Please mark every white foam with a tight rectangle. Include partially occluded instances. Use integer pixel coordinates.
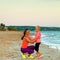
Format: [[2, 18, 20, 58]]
[[41, 40, 60, 50], [41, 35, 46, 37], [49, 45, 60, 50]]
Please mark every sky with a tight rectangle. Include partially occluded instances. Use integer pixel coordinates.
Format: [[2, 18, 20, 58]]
[[0, 0, 60, 27]]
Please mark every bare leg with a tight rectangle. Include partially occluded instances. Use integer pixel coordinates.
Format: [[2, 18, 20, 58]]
[[35, 51, 42, 57]]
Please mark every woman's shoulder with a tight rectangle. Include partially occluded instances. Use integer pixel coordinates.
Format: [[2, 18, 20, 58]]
[[22, 37, 26, 41]]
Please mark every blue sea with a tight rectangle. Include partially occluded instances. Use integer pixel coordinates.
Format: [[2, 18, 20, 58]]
[[31, 31, 60, 50], [7, 26, 60, 50]]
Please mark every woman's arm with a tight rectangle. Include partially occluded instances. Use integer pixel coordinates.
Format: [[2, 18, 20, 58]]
[[25, 38, 35, 43]]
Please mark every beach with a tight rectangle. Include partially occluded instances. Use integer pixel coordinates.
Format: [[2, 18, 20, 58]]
[[0, 31, 60, 60]]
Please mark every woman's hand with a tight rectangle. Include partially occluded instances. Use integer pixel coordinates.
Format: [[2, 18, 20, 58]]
[[25, 37, 35, 43]]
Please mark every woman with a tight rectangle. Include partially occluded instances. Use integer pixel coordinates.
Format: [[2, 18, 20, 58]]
[[21, 29, 35, 59]]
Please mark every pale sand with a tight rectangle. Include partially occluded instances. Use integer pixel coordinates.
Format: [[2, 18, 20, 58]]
[[0, 31, 60, 60]]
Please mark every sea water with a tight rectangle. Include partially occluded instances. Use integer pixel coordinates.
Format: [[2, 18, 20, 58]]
[[31, 31, 60, 50]]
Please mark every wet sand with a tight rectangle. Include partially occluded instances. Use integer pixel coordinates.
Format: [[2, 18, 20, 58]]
[[0, 31, 60, 60]]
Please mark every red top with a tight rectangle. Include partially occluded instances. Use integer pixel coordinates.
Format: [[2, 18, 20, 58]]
[[21, 38, 28, 48]]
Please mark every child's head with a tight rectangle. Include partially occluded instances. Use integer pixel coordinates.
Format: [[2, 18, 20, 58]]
[[21, 29, 30, 40], [36, 26, 40, 32]]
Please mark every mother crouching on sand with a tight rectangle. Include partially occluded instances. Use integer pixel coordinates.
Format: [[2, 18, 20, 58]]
[[21, 29, 35, 59]]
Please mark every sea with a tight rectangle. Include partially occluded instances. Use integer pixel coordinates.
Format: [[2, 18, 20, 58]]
[[31, 31, 60, 50], [7, 26, 60, 50]]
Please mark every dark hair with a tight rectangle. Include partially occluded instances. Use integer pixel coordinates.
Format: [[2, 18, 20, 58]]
[[21, 29, 29, 40]]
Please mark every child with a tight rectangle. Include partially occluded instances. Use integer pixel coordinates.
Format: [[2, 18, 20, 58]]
[[33, 26, 42, 57]]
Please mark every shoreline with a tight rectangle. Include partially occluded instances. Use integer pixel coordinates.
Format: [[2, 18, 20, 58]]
[[31, 31, 60, 51], [0, 31, 60, 60], [41, 43, 60, 51]]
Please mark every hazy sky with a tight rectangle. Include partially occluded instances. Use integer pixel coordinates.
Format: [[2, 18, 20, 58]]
[[0, 0, 60, 26]]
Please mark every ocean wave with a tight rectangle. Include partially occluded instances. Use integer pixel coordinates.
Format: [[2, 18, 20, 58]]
[[42, 40, 60, 50], [31, 31, 60, 50]]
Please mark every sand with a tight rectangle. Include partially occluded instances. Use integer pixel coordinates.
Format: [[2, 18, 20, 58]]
[[0, 31, 60, 60]]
